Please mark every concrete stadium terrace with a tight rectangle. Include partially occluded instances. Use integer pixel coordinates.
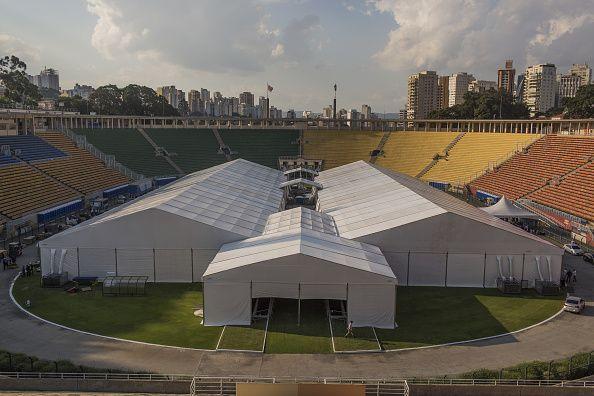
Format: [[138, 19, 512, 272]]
[[1, 111, 593, 134]]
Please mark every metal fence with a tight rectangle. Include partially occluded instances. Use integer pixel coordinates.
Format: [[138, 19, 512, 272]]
[[61, 128, 146, 181]]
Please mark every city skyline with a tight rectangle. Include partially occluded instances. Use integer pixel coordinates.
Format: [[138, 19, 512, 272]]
[[2, 0, 594, 111]]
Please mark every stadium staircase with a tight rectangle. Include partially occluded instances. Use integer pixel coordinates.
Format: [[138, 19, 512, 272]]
[[71, 128, 176, 177], [144, 129, 226, 173], [368, 131, 392, 164], [137, 128, 184, 174], [375, 131, 459, 177], [416, 132, 466, 178], [422, 132, 542, 185], [303, 130, 384, 169], [210, 129, 233, 161]]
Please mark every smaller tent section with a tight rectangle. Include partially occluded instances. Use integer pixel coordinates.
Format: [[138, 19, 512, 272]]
[[202, 227, 397, 328], [481, 196, 539, 219]]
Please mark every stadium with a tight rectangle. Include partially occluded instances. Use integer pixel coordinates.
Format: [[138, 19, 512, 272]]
[[2, 113, 594, 394]]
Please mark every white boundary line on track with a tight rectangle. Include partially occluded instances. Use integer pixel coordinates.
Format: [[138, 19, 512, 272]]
[[9, 273, 215, 353], [9, 273, 566, 355]]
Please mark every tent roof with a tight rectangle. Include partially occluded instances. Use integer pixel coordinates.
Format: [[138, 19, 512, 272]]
[[203, 227, 395, 281], [50, 159, 285, 239], [263, 207, 337, 236], [316, 161, 556, 248], [481, 196, 540, 218]]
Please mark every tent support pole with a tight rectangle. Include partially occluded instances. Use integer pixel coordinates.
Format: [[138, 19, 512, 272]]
[[297, 284, 301, 326]]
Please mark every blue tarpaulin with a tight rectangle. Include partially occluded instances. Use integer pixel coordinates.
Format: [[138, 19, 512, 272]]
[[103, 184, 131, 198], [37, 199, 83, 223], [154, 176, 178, 187], [476, 190, 501, 202]]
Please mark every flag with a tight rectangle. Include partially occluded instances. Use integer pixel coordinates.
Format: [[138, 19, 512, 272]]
[[267, 84, 273, 92]]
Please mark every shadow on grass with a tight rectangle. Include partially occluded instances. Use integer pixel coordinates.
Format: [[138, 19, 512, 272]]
[[377, 287, 563, 350], [11, 275, 222, 350], [265, 299, 332, 354]]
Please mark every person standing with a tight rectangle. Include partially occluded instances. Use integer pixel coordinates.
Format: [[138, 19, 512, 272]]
[[572, 269, 577, 283], [345, 320, 354, 338]]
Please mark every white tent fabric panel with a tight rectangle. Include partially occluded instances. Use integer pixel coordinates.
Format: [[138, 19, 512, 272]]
[[203, 282, 251, 326], [484, 254, 524, 287], [408, 253, 446, 286], [193, 249, 218, 282], [40, 248, 52, 276], [61, 248, 79, 279], [300, 284, 347, 300], [383, 252, 408, 286], [78, 248, 116, 278], [116, 249, 155, 281], [446, 254, 485, 287], [347, 284, 395, 329], [252, 282, 299, 299], [155, 249, 192, 282], [524, 255, 561, 287]]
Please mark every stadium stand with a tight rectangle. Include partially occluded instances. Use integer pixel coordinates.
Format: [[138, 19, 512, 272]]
[[0, 135, 66, 162], [527, 161, 594, 221], [423, 132, 541, 185], [34, 132, 130, 195], [144, 129, 226, 173], [0, 153, 19, 167], [302, 130, 383, 169], [375, 131, 459, 177], [72, 128, 176, 177], [472, 134, 594, 202], [0, 162, 79, 220], [219, 129, 300, 169]]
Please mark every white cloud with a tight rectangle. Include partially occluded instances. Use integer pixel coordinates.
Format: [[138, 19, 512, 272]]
[[0, 34, 40, 64], [85, 0, 282, 74], [271, 43, 285, 57], [371, 0, 594, 76]]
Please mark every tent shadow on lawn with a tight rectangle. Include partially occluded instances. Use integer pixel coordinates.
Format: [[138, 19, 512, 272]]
[[375, 287, 562, 350]]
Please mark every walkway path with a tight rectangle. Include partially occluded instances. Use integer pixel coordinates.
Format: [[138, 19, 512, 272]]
[[1, 247, 593, 378]]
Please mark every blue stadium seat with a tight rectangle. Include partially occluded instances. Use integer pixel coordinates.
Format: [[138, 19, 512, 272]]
[[0, 135, 66, 162]]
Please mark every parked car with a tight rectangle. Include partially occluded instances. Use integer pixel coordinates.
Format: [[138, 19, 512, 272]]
[[563, 242, 583, 256], [563, 296, 586, 314]]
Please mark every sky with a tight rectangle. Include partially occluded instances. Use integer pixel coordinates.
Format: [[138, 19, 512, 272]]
[[1, 0, 594, 113]]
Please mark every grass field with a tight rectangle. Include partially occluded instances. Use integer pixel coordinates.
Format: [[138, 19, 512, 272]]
[[12, 276, 222, 349], [331, 319, 380, 352], [218, 319, 267, 351], [12, 276, 563, 353]]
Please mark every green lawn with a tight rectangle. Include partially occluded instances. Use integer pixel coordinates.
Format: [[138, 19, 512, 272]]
[[218, 319, 267, 351], [12, 277, 563, 354], [376, 287, 563, 350], [12, 276, 222, 349], [331, 319, 380, 352], [265, 299, 332, 354]]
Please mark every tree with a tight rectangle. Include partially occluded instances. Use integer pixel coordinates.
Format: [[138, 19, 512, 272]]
[[57, 95, 92, 114], [564, 85, 594, 119], [89, 84, 123, 115], [122, 84, 178, 116], [428, 89, 529, 119], [0, 55, 40, 105]]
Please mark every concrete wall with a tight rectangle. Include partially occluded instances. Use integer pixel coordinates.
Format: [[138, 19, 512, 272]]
[[410, 384, 594, 396], [0, 378, 190, 394]]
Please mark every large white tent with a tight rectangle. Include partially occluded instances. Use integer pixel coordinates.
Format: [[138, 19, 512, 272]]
[[40, 158, 563, 328], [203, 208, 396, 328], [316, 161, 563, 288], [39, 159, 285, 281]]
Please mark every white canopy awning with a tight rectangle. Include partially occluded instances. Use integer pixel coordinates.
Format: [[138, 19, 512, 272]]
[[481, 196, 540, 219]]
